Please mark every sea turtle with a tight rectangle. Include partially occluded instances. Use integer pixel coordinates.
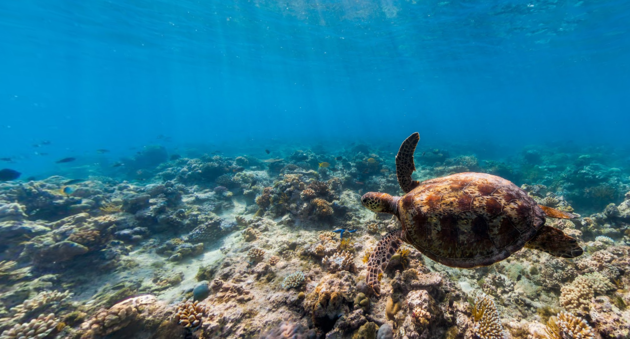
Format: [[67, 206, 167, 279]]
[[362, 132, 584, 296]]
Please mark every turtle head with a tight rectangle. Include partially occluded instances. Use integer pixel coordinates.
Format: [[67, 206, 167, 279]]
[[361, 192, 400, 216]]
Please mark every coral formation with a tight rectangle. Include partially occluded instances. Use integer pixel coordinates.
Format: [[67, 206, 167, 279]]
[[322, 251, 355, 272], [79, 295, 158, 338], [0, 313, 59, 339], [174, 300, 206, 328], [543, 311, 595, 339], [282, 271, 305, 289], [471, 294, 505, 339]]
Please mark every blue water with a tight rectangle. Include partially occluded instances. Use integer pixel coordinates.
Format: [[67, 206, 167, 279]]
[[1, 0, 630, 177]]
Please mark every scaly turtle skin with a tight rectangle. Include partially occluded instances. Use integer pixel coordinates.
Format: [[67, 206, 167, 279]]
[[362, 132, 583, 296]]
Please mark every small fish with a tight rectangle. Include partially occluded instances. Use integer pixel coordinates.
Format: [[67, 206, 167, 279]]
[[263, 158, 283, 163], [56, 157, 76, 163], [335, 156, 343, 161], [0, 168, 20, 181], [64, 179, 85, 185], [319, 162, 330, 168], [422, 151, 426, 157], [96, 149, 110, 154], [355, 181, 364, 185], [0, 157, 13, 162], [333, 228, 357, 240], [60, 186, 75, 195], [265, 149, 270, 154], [367, 158, 377, 164], [112, 162, 124, 168], [41, 140, 52, 145], [170, 154, 181, 161], [32, 143, 41, 148]]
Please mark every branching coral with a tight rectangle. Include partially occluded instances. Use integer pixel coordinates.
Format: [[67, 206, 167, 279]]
[[560, 272, 615, 315], [268, 256, 280, 266], [242, 227, 260, 242], [174, 300, 206, 328], [543, 311, 594, 339], [247, 248, 266, 263], [311, 198, 333, 217], [255, 187, 273, 210], [366, 222, 379, 234], [300, 188, 317, 200], [471, 294, 505, 339], [79, 295, 157, 339], [68, 228, 102, 247], [282, 272, 305, 289], [11, 290, 72, 320], [322, 251, 355, 273], [0, 313, 59, 339], [99, 200, 122, 214]]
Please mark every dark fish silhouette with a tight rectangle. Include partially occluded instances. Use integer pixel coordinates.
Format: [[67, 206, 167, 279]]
[[112, 162, 124, 168], [265, 149, 270, 154], [64, 179, 85, 185], [0, 157, 13, 162], [333, 228, 356, 240], [56, 157, 76, 163], [96, 149, 110, 154], [0, 168, 21, 181]]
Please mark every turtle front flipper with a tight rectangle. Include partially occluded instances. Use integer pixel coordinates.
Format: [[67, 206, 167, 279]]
[[366, 230, 404, 296], [396, 132, 420, 193], [524, 226, 583, 258]]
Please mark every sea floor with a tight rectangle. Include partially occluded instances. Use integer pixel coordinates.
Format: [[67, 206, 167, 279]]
[[0, 143, 629, 339]]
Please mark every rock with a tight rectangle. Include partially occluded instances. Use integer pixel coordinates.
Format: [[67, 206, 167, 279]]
[[0, 202, 27, 221], [0, 220, 49, 240], [35, 241, 88, 264], [193, 281, 210, 301], [376, 323, 393, 339]]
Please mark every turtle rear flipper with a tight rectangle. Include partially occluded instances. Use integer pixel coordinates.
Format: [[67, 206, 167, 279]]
[[524, 226, 583, 258], [366, 230, 404, 296], [539, 205, 576, 219], [396, 132, 420, 193]]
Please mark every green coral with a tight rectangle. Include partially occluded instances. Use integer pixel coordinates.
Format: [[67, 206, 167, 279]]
[[352, 322, 378, 339]]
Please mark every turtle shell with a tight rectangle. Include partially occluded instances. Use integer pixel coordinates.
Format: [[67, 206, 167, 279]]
[[398, 172, 545, 268]]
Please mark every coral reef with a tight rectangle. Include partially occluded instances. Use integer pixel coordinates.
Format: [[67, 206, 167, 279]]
[[0, 140, 629, 339]]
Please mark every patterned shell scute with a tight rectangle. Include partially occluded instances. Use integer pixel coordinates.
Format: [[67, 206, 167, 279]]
[[399, 172, 545, 268]]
